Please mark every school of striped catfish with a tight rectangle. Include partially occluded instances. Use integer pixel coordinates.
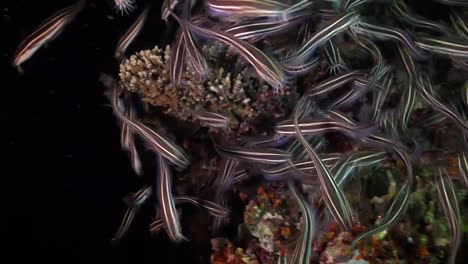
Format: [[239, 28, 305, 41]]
[[14, 0, 468, 263]]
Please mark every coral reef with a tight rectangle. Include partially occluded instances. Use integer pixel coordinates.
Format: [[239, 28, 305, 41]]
[[15, 0, 468, 263], [119, 46, 298, 136]]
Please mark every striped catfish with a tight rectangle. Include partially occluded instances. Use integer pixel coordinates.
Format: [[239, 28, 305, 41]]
[[323, 40, 348, 75], [225, 11, 311, 41], [416, 37, 468, 57], [171, 14, 208, 78], [191, 110, 230, 129], [242, 134, 290, 148], [119, 97, 143, 176], [156, 155, 185, 241], [434, 0, 468, 6], [112, 206, 139, 242], [104, 75, 191, 169], [262, 153, 341, 177], [114, 0, 135, 14], [306, 70, 364, 97], [13, 0, 85, 72], [450, 11, 468, 39], [435, 169, 461, 264], [329, 110, 408, 150], [112, 186, 152, 241], [458, 152, 468, 187], [215, 144, 291, 165], [351, 147, 413, 247], [170, 31, 186, 86], [215, 158, 240, 191], [397, 45, 417, 127], [287, 180, 316, 264], [293, 98, 354, 231], [175, 196, 230, 218], [290, 11, 360, 62], [371, 74, 393, 122], [161, 0, 180, 21], [276, 117, 374, 139], [206, 0, 312, 18], [416, 74, 468, 132], [351, 21, 423, 57], [392, 0, 447, 33], [344, 0, 369, 11], [115, 7, 149, 59], [332, 151, 388, 188], [181, 17, 286, 89]]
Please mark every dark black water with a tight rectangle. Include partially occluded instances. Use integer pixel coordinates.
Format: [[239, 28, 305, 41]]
[[3, 1, 202, 263]]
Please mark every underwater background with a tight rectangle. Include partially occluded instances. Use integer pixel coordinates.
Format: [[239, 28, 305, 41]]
[[3, 0, 468, 263]]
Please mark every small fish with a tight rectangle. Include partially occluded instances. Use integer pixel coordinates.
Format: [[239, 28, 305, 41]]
[[206, 0, 312, 18], [231, 168, 250, 183], [290, 11, 360, 62], [276, 117, 374, 139], [112, 206, 138, 242], [378, 110, 402, 139], [351, 21, 423, 57], [114, 0, 135, 14], [435, 168, 462, 264], [328, 76, 370, 109], [295, 138, 326, 160], [123, 186, 152, 207], [120, 97, 143, 175], [332, 151, 387, 188], [191, 109, 230, 129], [112, 186, 152, 242], [434, 0, 468, 6], [371, 74, 393, 121], [185, 19, 286, 89], [149, 216, 164, 234], [13, 0, 85, 72], [397, 45, 417, 127], [352, 182, 411, 247], [115, 7, 149, 59], [288, 180, 316, 264], [242, 134, 290, 148], [417, 74, 468, 132], [156, 155, 185, 241], [225, 11, 310, 41], [215, 144, 291, 165], [161, 0, 179, 21], [175, 196, 230, 218], [287, 136, 317, 158], [126, 140, 143, 175], [458, 152, 468, 187], [392, 0, 447, 33], [344, 0, 369, 11], [329, 110, 407, 150], [306, 70, 363, 97], [351, 147, 413, 248], [103, 75, 190, 169], [170, 32, 186, 85], [262, 154, 341, 177], [323, 40, 348, 75], [416, 37, 468, 57], [450, 11, 468, 39], [215, 158, 239, 191], [281, 56, 320, 75], [171, 14, 208, 78], [292, 98, 353, 231]]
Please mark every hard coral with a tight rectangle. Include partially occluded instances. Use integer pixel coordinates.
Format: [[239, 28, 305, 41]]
[[119, 46, 297, 136]]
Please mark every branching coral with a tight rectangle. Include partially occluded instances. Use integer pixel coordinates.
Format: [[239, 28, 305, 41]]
[[119, 46, 298, 135]]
